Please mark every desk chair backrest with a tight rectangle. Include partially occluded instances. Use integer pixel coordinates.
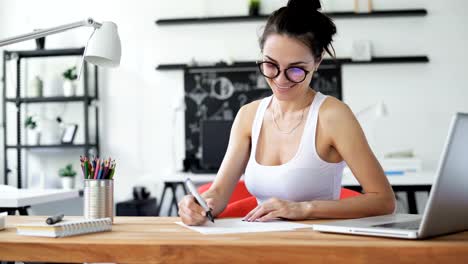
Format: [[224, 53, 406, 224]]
[[199, 181, 361, 218]]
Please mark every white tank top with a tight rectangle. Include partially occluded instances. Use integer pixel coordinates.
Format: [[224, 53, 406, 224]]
[[244, 92, 346, 204]]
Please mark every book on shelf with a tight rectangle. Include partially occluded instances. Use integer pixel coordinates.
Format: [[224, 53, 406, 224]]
[[380, 158, 422, 175], [343, 158, 423, 178]]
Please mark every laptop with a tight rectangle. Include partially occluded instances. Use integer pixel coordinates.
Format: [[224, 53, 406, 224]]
[[313, 113, 468, 239]]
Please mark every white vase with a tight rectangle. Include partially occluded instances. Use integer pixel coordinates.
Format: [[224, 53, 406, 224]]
[[62, 80, 77, 97], [29, 76, 44, 97], [61, 177, 75, 189], [27, 129, 41, 145]]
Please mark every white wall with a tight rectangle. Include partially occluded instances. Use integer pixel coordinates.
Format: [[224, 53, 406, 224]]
[[1, 0, 467, 213]]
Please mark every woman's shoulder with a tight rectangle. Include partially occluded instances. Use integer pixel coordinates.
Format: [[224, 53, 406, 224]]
[[319, 95, 356, 128], [234, 98, 266, 135], [239, 98, 264, 116]]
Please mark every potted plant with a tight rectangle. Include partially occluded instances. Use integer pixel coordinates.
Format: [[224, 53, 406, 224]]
[[59, 164, 77, 189], [24, 115, 41, 145], [62, 66, 78, 97], [248, 0, 261, 16]]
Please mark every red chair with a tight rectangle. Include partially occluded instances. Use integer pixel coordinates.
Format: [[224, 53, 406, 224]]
[[198, 181, 361, 218]]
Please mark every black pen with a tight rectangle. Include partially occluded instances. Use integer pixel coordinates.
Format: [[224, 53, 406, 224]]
[[46, 213, 64, 225], [185, 178, 215, 223]]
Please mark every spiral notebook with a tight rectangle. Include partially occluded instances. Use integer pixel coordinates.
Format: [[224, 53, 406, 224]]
[[16, 218, 112, 237]]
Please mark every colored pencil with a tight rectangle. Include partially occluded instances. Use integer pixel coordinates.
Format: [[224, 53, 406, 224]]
[[80, 156, 116, 180]]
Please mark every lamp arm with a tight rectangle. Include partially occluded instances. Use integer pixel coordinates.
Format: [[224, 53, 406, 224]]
[[355, 104, 375, 119], [0, 18, 102, 47]]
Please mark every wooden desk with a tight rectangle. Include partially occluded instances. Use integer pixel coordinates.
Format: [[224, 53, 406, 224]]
[[1, 216, 467, 263]]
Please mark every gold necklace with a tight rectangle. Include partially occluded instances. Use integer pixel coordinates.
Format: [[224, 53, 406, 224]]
[[272, 104, 306, 134]]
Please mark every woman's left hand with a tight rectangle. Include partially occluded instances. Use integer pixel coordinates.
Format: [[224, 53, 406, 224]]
[[243, 198, 309, 222]]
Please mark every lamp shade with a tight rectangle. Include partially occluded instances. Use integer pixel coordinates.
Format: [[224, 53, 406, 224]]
[[84, 21, 121, 67], [375, 101, 388, 117]]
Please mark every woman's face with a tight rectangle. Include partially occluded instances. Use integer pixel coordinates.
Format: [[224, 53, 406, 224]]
[[261, 34, 319, 101]]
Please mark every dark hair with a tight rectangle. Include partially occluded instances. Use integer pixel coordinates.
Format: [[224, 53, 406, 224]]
[[259, 0, 337, 60]]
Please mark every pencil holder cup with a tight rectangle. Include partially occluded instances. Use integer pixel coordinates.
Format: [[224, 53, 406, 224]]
[[84, 179, 114, 223]]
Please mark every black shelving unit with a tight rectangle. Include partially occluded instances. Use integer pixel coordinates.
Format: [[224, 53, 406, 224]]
[[2, 47, 100, 188], [155, 56, 429, 71], [156, 9, 427, 25]]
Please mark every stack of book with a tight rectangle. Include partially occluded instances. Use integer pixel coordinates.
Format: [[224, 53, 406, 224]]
[[343, 158, 422, 178], [380, 158, 422, 176]]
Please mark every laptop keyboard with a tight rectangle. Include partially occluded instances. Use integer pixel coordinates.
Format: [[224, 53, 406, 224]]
[[373, 220, 421, 230]]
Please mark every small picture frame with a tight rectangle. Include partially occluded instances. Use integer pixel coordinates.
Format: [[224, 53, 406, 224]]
[[61, 124, 78, 144]]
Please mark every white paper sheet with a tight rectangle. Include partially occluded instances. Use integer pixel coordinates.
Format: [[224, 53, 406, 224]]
[[175, 218, 312, 235]]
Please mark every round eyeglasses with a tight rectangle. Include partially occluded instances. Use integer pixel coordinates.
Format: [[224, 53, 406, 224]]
[[256, 61, 311, 83]]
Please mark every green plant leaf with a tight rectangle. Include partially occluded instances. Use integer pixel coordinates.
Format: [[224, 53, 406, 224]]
[[59, 164, 76, 177]]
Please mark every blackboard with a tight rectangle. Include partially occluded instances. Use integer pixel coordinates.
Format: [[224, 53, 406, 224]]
[[183, 62, 341, 171], [311, 62, 342, 99]]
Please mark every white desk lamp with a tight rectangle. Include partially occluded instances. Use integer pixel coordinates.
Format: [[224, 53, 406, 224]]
[[0, 18, 121, 67], [355, 101, 388, 123], [355, 101, 388, 159], [0, 18, 120, 188], [343, 101, 388, 179]]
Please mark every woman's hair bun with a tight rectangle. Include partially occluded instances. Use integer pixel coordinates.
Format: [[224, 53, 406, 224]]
[[287, 0, 321, 12], [259, 0, 336, 59]]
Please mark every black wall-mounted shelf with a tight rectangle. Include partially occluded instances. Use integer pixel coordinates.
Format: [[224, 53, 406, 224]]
[[4, 48, 85, 59], [337, 56, 429, 64], [156, 56, 429, 71], [156, 9, 427, 25], [6, 144, 98, 150], [5, 96, 97, 104]]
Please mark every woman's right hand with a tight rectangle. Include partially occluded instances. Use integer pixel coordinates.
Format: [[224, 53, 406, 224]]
[[178, 195, 215, 226]]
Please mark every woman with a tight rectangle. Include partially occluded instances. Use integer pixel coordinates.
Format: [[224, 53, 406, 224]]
[[179, 0, 395, 226]]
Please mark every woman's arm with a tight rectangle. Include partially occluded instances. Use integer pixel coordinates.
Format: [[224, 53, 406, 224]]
[[200, 104, 254, 216], [178, 102, 256, 225], [245, 98, 395, 222], [306, 98, 395, 218]]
